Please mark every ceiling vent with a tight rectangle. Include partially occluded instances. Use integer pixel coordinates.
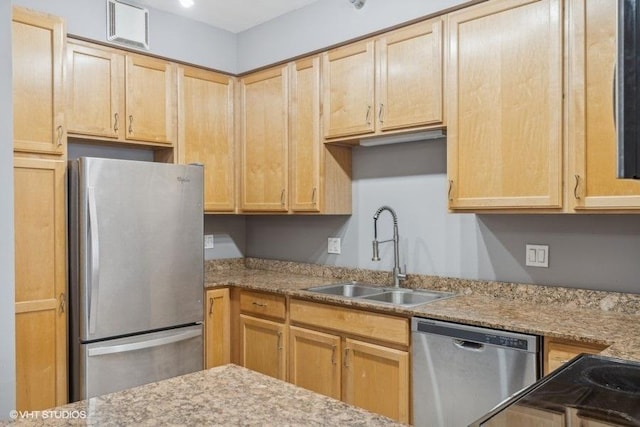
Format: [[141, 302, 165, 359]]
[[107, 0, 150, 50]]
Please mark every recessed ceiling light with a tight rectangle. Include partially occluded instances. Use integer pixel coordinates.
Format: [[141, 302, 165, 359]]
[[179, 0, 194, 8]]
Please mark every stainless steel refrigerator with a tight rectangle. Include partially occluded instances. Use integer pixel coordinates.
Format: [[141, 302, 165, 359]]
[[68, 157, 204, 402]]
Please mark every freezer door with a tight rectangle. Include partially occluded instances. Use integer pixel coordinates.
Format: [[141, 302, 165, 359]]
[[72, 157, 204, 341], [73, 324, 203, 401]]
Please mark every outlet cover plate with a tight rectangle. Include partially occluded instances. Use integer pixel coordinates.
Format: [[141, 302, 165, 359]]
[[328, 237, 341, 254], [204, 234, 214, 249]]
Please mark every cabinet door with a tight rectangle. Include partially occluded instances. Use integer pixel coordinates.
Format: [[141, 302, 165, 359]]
[[14, 158, 67, 410], [543, 337, 607, 375], [322, 40, 375, 139], [12, 7, 65, 155], [377, 19, 443, 131], [289, 326, 341, 400], [204, 288, 230, 369], [125, 54, 176, 144], [239, 314, 286, 380], [240, 66, 289, 212], [290, 57, 321, 212], [179, 66, 235, 212], [568, 0, 640, 209], [447, 0, 563, 209], [67, 42, 124, 139], [343, 338, 409, 423]]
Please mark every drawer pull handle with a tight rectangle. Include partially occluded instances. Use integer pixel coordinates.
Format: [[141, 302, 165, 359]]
[[252, 301, 267, 307]]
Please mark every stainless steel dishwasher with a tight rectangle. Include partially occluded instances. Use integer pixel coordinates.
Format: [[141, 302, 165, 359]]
[[412, 317, 540, 427]]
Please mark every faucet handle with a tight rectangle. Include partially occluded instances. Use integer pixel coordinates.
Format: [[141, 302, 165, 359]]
[[398, 264, 407, 281], [372, 240, 380, 261]]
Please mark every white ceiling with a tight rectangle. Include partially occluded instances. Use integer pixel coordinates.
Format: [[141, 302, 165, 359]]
[[133, 0, 321, 33]]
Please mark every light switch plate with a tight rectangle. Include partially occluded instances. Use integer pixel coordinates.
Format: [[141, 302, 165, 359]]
[[328, 237, 341, 254], [204, 234, 214, 249], [525, 244, 548, 267]]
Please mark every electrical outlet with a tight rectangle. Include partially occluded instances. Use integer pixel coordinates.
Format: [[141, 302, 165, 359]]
[[525, 244, 548, 267], [204, 234, 214, 249], [328, 237, 341, 254]]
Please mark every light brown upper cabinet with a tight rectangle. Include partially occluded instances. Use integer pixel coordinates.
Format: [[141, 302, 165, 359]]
[[567, 0, 640, 210], [290, 57, 352, 214], [66, 41, 123, 139], [447, 0, 563, 210], [239, 65, 289, 212], [12, 7, 65, 156], [66, 40, 177, 146], [322, 19, 444, 142], [241, 60, 352, 214], [178, 66, 235, 212]]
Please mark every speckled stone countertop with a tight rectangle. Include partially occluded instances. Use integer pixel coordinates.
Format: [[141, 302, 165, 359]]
[[4, 365, 402, 426], [206, 258, 640, 362]]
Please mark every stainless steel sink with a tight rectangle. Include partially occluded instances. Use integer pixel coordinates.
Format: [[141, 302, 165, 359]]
[[306, 282, 454, 307], [360, 289, 454, 307], [305, 281, 383, 297]]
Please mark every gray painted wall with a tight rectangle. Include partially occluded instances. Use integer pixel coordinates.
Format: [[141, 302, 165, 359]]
[[13, 0, 238, 73], [1, 1, 16, 418], [237, 0, 471, 72], [204, 216, 246, 260], [246, 141, 640, 295]]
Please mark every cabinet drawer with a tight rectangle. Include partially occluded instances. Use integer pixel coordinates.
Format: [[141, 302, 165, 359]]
[[240, 290, 286, 320], [290, 299, 409, 346]]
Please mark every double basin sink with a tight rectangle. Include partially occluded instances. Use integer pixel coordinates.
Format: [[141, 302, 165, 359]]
[[305, 281, 455, 308]]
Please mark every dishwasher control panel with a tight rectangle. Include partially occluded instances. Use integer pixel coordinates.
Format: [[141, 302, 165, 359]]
[[414, 319, 537, 352]]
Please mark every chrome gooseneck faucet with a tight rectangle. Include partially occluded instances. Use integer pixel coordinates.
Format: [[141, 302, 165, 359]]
[[372, 206, 406, 288]]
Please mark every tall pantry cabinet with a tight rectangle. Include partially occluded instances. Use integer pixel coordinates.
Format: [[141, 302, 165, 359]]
[[12, 7, 68, 411]]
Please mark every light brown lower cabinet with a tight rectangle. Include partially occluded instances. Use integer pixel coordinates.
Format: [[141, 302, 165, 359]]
[[289, 326, 341, 399], [14, 157, 67, 411], [239, 314, 287, 381], [204, 288, 230, 369], [289, 299, 410, 423], [543, 337, 607, 375]]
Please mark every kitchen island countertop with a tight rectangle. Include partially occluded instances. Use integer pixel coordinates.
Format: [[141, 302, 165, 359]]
[[4, 364, 403, 426]]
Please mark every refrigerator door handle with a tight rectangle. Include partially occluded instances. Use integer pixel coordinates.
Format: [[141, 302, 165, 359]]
[[88, 186, 100, 335], [87, 328, 202, 357]]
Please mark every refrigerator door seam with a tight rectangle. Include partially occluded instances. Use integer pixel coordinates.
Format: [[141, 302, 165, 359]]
[[88, 186, 100, 335]]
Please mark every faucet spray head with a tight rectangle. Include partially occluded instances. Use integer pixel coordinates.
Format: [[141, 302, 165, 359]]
[[372, 240, 380, 261]]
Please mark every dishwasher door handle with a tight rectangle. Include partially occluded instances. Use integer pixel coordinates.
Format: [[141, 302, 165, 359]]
[[453, 339, 485, 352]]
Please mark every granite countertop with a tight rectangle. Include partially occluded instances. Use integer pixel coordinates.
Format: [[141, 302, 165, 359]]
[[4, 365, 403, 426], [205, 259, 640, 362]]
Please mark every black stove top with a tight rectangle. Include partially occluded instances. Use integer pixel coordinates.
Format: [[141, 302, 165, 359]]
[[473, 354, 640, 426]]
